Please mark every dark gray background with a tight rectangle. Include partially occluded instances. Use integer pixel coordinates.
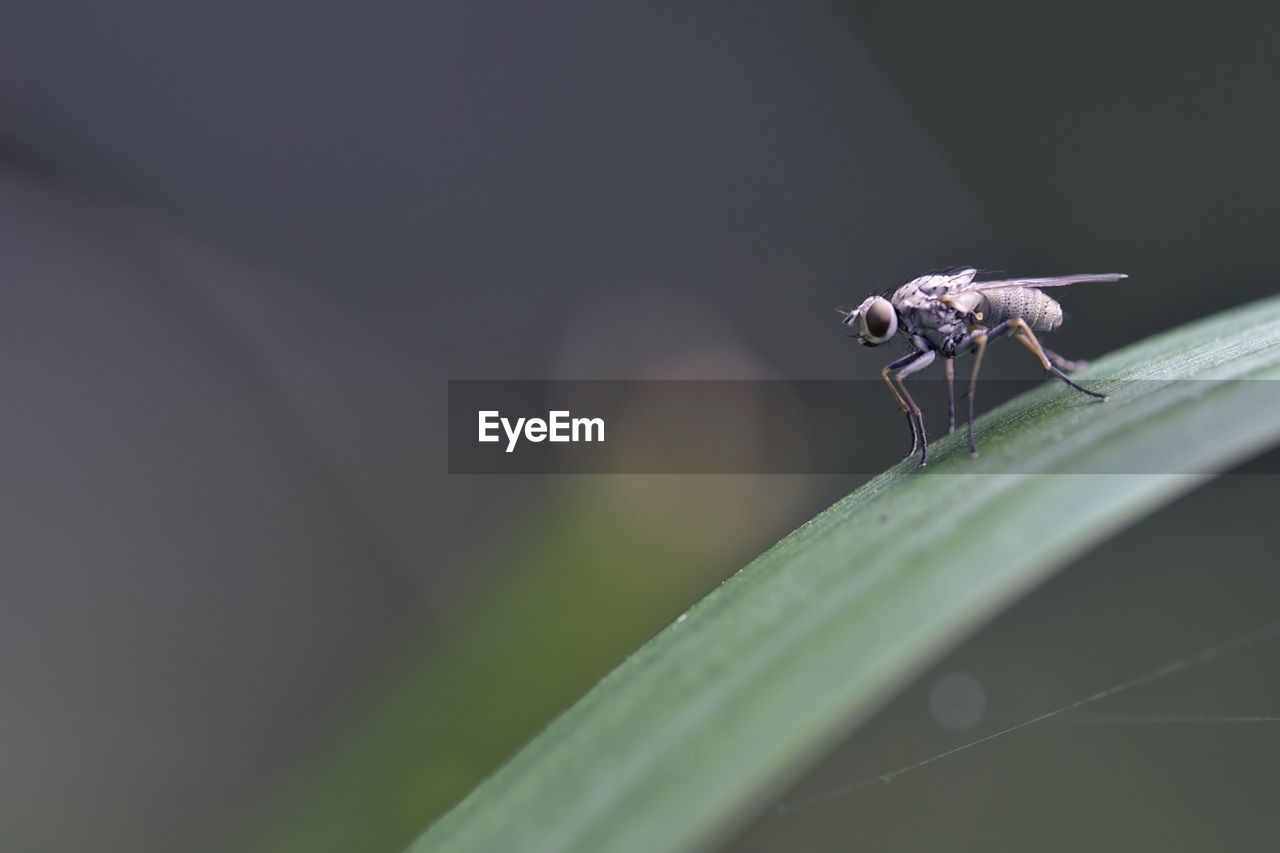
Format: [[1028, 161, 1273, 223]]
[[0, 2, 1276, 851]]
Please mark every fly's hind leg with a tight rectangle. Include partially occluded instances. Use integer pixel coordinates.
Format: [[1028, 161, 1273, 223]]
[[951, 319, 1098, 461], [1042, 346, 1087, 374], [1005, 318, 1108, 401]]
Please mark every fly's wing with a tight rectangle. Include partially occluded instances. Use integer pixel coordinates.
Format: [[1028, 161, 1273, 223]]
[[959, 272, 1127, 292], [944, 267, 979, 288]]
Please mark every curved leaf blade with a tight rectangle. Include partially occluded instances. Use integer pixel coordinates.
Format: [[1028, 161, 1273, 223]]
[[413, 295, 1280, 853]]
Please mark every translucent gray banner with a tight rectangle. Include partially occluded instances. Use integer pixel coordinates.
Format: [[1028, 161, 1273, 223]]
[[447, 380, 1280, 474]]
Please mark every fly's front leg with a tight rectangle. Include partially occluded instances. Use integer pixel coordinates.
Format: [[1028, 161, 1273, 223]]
[[944, 358, 956, 435], [890, 350, 936, 466], [904, 408, 920, 458], [882, 351, 923, 459]]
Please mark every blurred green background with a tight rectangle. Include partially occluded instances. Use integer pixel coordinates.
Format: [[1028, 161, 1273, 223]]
[[0, 2, 1277, 851]]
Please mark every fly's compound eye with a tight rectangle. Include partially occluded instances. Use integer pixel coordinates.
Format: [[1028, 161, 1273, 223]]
[[859, 297, 898, 345]]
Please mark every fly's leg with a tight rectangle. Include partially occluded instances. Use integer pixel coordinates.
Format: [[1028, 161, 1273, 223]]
[[944, 358, 956, 435], [890, 350, 936, 466], [882, 351, 923, 460], [965, 330, 989, 457], [904, 410, 920, 459], [1005, 319, 1108, 400], [1050, 363, 1108, 400], [891, 375, 926, 466], [1042, 346, 1087, 374], [951, 318, 1099, 461]]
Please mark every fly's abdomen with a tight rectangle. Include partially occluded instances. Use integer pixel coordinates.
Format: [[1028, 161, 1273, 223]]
[[979, 287, 1063, 331]]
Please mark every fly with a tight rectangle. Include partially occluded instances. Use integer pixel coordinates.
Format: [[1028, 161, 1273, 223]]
[[839, 267, 1128, 466]]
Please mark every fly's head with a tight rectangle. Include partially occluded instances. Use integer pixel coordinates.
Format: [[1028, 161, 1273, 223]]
[[838, 295, 898, 347]]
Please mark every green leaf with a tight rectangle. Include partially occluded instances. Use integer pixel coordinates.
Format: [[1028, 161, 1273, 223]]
[[411, 295, 1280, 853]]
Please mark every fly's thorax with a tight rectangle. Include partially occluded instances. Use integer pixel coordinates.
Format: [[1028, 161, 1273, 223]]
[[895, 309, 964, 355], [892, 281, 978, 337], [889, 283, 930, 330]]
